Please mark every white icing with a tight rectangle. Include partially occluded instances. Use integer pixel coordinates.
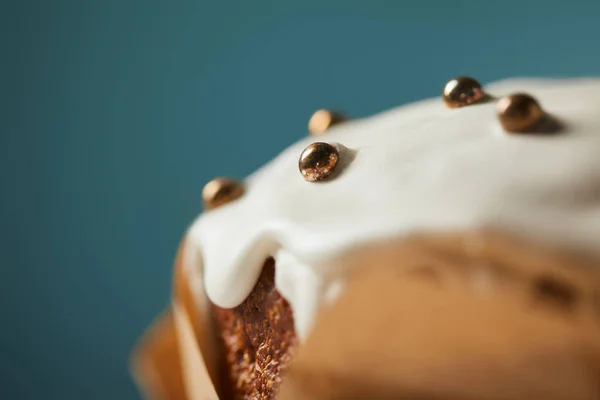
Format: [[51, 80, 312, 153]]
[[188, 78, 600, 339], [273, 249, 322, 340]]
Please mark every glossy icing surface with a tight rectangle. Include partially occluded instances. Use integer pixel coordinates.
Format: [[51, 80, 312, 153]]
[[187, 78, 600, 338]]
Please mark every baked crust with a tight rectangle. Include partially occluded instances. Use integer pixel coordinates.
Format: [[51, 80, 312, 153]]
[[213, 258, 297, 399], [279, 230, 600, 399]]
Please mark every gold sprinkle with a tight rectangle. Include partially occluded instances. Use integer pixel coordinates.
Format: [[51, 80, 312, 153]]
[[497, 93, 545, 133], [443, 76, 486, 108], [308, 109, 346, 135], [202, 177, 244, 210], [299, 142, 339, 182]]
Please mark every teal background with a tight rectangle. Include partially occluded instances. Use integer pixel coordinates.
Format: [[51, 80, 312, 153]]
[[1, 1, 599, 399]]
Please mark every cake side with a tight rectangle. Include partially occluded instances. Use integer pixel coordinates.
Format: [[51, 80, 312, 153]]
[[280, 230, 600, 400]]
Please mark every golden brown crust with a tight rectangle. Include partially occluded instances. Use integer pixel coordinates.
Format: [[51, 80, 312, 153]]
[[213, 258, 297, 400], [279, 231, 600, 400]]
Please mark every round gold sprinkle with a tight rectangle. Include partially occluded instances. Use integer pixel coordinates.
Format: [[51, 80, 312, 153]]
[[202, 177, 244, 210], [308, 109, 346, 135], [299, 142, 339, 182], [497, 93, 545, 133], [443, 77, 486, 108]]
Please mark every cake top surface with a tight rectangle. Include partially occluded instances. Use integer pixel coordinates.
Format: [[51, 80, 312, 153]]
[[188, 78, 600, 338]]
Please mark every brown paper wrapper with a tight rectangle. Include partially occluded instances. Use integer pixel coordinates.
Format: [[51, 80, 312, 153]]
[[133, 230, 600, 399], [131, 238, 223, 400]]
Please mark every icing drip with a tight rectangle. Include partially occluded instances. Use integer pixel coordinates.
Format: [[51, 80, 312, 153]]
[[187, 78, 600, 339]]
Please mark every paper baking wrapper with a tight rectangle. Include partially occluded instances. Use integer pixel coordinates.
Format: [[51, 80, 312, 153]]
[[132, 230, 600, 400]]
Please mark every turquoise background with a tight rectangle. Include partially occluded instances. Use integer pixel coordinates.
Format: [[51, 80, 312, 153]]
[[1, 1, 599, 399]]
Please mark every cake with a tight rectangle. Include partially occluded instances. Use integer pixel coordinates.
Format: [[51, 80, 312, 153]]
[[132, 77, 600, 400]]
